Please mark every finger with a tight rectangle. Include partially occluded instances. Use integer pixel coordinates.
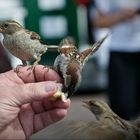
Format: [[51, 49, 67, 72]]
[[34, 65, 62, 82], [34, 109, 68, 133], [19, 104, 34, 138], [0, 70, 24, 85], [31, 99, 71, 114], [16, 65, 62, 83], [9, 81, 57, 106], [31, 101, 45, 114], [43, 99, 71, 111]]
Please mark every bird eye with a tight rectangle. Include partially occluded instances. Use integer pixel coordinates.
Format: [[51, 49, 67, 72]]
[[89, 101, 94, 106], [4, 24, 8, 28]]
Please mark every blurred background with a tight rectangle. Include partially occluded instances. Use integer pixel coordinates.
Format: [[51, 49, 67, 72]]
[[1, 0, 140, 139]]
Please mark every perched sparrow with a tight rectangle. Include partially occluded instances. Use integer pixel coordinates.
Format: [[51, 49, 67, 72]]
[[83, 99, 139, 140], [54, 35, 108, 98], [0, 20, 56, 71]]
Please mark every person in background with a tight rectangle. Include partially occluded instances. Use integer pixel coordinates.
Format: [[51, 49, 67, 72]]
[[91, 0, 140, 120], [0, 42, 12, 73], [76, 0, 96, 44]]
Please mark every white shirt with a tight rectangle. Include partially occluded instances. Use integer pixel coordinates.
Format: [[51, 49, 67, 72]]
[[94, 0, 140, 52]]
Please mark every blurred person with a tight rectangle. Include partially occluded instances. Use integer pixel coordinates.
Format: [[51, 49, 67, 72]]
[[0, 65, 70, 139], [91, 0, 140, 120], [0, 42, 12, 73], [76, 0, 96, 44]]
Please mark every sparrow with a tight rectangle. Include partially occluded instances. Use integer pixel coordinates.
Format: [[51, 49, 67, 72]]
[[43, 100, 140, 140], [0, 20, 56, 71], [44, 121, 135, 140], [82, 99, 139, 140], [54, 35, 108, 98]]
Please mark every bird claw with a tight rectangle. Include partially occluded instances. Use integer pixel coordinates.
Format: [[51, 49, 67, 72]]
[[43, 65, 54, 72], [27, 65, 34, 71], [27, 64, 37, 71], [14, 64, 24, 74], [43, 65, 49, 73], [26, 65, 37, 76]]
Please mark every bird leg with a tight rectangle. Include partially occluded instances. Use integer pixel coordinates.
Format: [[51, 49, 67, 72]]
[[14, 60, 27, 74], [43, 65, 55, 73], [27, 56, 41, 71]]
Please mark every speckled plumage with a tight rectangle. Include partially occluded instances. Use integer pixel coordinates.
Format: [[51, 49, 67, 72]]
[[83, 99, 139, 140], [0, 20, 48, 68], [54, 35, 108, 98], [41, 100, 140, 139]]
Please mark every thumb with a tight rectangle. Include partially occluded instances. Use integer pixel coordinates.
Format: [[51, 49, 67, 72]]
[[9, 81, 57, 106]]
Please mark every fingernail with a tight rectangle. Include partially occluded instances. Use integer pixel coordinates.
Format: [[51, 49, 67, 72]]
[[45, 82, 56, 92]]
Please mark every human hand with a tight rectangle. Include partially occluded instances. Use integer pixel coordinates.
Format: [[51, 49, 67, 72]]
[[120, 8, 137, 21], [0, 65, 70, 139]]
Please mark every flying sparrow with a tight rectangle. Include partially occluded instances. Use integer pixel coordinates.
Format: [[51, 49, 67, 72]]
[[0, 20, 56, 71], [54, 35, 108, 98]]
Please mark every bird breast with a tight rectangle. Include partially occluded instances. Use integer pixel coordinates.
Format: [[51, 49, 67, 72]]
[[3, 31, 43, 61], [64, 59, 81, 92]]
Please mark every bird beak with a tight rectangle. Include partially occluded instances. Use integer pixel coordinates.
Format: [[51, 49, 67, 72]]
[[0, 27, 3, 33], [0, 21, 3, 33], [82, 100, 90, 109]]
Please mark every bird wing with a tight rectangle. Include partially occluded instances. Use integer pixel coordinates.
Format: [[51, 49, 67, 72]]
[[26, 29, 48, 45], [27, 30, 58, 51], [53, 55, 63, 76], [43, 121, 130, 140], [25, 29, 40, 40], [65, 60, 81, 98], [79, 34, 109, 65], [30, 31, 41, 40], [91, 34, 109, 55]]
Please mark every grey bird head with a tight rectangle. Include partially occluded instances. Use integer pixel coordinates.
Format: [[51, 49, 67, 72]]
[[0, 20, 23, 35], [82, 99, 111, 117]]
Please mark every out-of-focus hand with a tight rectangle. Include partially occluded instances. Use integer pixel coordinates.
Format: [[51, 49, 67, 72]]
[[0, 65, 70, 139], [121, 9, 137, 20]]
